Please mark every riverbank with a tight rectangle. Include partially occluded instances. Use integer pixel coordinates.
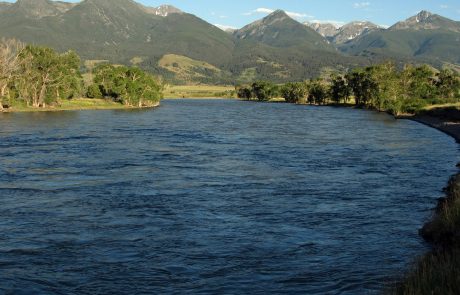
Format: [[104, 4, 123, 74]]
[[1, 98, 160, 113], [399, 105, 460, 143], [391, 107, 460, 294]]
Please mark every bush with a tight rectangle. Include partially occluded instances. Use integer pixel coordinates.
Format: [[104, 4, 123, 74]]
[[86, 84, 103, 99]]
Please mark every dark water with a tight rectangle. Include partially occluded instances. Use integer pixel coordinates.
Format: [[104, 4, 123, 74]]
[[0, 99, 458, 294]]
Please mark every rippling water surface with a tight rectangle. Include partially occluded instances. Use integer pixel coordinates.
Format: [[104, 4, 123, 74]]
[[0, 99, 458, 294]]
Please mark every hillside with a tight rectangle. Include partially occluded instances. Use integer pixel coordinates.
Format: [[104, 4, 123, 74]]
[[234, 10, 332, 50], [340, 11, 460, 65], [0, 1, 363, 83], [0, 1, 459, 83]]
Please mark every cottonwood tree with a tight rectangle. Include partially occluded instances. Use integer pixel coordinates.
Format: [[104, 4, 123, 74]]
[[308, 79, 328, 105], [281, 82, 308, 104], [17, 46, 82, 107], [369, 62, 402, 113], [0, 38, 24, 109], [330, 74, 350, 104], [92, 64, 162, 106], [436, 69, 460, 99], [251, 81, 275, 101]]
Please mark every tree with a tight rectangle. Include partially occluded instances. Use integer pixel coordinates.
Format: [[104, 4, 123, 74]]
[[16, 46, 82, 107], [92, 64, 162, 106], [330, 74, 350, 104], [408, 65, 436, 100], [251, 81, 275, 101], [369, 62, 402, 113], [0, 38, 23, 109], [436, 69, 460, 100], [86, 84, 103, 99], [236, 85, 253, 100], [308, 79, 328, 105], [281, 82, 308, 104], [346, 69, 378, 106]]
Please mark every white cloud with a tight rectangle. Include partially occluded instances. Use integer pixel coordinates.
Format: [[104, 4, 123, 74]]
[[245, 7, 314, 19], [353, 2, 371, 9], [440, 5, 448, 9], [255, 8, 274, 14], [214, 24, 237, 31], [219, 15, 228, 19], [310, 19, 346, 28]]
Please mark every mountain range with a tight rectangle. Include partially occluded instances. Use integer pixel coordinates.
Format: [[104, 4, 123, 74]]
[[306, 21, 383, 45], [0, 0, 459, 84]]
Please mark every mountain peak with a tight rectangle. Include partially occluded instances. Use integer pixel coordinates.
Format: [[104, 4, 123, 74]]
[[265, 9, 289, 20], [390, 10, 460, 32], [140, 4, 183, 17], [416, 10, 433, 21], [306, 20, 381, 44], [305, 22, 339, 37]]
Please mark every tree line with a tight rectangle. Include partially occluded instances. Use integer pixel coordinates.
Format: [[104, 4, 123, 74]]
[[0, 39, 162, 110], [236, 62, 460, 115]]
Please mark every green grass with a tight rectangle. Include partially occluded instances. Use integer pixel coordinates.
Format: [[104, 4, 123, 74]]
[[164, 85, 236, 98], [391, 248, 460, 295], [390, 174, 460, 295], [5, 98, 136, 112]]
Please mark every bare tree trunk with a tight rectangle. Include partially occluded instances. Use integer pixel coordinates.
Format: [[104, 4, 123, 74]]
[[38, 78, 47, 108], [0, 84, 6, 111], [32, 92, 39, 108]]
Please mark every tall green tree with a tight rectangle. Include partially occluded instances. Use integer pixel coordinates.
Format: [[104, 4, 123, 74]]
[[236, 85, 253, 100], [16, 46, 82, 107], [251, 81, 275, 101], [281, 82, 308, 104], [308, 79, 328, 105], [92, 64, 162, 106], [436, 69, 460, 99], [346, 69, 378, 106], [330, 74, 350, 104], [369, 62, 402, 113]]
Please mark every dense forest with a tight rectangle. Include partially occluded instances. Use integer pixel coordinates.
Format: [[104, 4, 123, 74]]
[[0, 39, 163, 110], [237, 62, 460, 115]]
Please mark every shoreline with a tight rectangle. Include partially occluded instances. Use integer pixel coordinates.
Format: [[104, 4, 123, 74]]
[[399, 114, 460, 143], [391, 112, 460, 293], [1, 99, 161, 113]]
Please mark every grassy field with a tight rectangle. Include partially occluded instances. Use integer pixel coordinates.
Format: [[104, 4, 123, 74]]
[[163, 85, 236, 99], [5, 98, 141, 112]]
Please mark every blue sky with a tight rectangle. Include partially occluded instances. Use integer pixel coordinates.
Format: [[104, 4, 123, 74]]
[[138, 0, 460, 29], [7, 0, 460, 29]]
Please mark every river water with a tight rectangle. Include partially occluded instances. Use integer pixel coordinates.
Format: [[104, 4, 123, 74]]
[[0, 99, 458, 294]]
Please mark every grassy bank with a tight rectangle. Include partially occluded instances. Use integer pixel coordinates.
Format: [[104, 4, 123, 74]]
[[2, 98, 158, 113], [388, 105, 460, 294], [392, 173, 460, 294], [164, 85, 235, 98]]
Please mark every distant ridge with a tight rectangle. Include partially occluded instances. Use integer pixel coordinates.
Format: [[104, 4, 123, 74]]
[[0, 1, 459, 83], [306, 21, 382, 44], [340, 11, 460, 65]]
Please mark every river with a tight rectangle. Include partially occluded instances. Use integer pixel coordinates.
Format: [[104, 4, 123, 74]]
[[0, 99, 458, 294]]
